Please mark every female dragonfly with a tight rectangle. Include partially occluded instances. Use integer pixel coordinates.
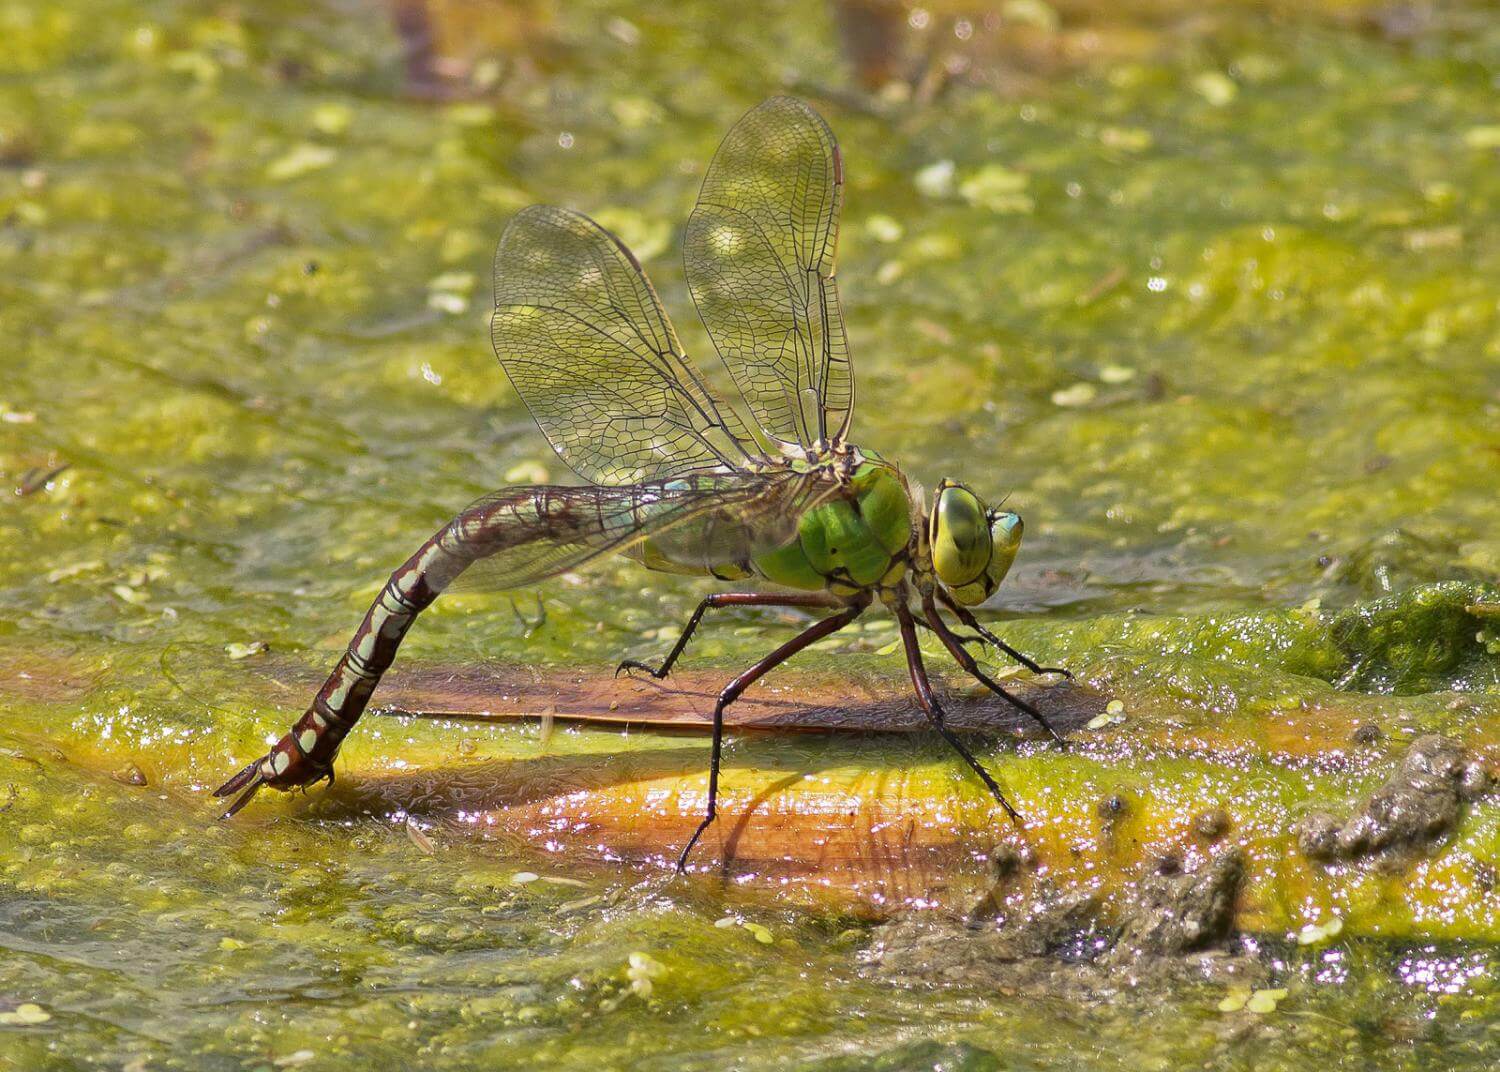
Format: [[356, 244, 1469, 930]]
[[216, 97, 1068, 868]]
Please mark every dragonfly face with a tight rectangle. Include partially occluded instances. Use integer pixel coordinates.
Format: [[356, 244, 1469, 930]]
[[928, 479, 1023, 607]]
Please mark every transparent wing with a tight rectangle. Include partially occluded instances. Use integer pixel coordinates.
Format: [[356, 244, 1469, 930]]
[[685, 96, 853, 452], [448, 468, 834, 593], [492, 205, 760, 486]]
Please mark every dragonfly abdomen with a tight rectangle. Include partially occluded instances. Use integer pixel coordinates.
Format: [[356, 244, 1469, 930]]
[[216, 486, 636, 813]]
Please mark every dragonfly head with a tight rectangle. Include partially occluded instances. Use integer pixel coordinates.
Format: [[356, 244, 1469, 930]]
[[928, 480, 1023, 607]]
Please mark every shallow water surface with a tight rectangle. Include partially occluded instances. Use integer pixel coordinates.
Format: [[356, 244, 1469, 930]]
[[2, 0, 1499, 1068]]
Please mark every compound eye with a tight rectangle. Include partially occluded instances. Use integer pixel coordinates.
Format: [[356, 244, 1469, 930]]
[[986, 510, 1023, 590], [931, 485, 992, 588]]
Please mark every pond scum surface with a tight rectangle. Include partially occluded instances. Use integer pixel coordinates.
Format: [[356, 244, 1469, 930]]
[[3, 0, 1500, 1068]]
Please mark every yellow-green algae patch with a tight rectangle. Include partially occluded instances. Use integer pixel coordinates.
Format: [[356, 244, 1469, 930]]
[[4, 0, 1500, 1068]]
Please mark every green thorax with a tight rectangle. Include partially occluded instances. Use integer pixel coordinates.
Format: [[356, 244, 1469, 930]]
[[751, 459, 912, 594]]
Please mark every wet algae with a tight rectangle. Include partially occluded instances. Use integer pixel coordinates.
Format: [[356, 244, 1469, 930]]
[[3, 0, 1500, 1068]]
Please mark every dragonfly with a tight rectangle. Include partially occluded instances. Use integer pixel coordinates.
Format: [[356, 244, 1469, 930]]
[[216, 96, 1069, 869]]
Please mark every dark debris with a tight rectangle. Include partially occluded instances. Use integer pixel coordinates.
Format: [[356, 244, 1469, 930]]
[[1297, 735, 1492, 868]]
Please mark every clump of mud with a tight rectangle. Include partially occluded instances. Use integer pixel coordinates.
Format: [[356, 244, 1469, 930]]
[[863, 848, 1261, 997], [1297, 735, 1492, 869], [1111, 849, 1244, 962]]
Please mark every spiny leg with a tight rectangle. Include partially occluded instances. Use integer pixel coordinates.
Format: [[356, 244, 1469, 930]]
[[893, 601, 1021, 824], [677, 593, 869, 871], [938, 588, 1072, 679], [618, 591, 844, 680], [921, 593, 1063, 744]]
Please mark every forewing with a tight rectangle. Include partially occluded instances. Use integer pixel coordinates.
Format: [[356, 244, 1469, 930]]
[[448, 469, 833, 593], [492, 206, 758, 486], [685, 97, 853, 451]]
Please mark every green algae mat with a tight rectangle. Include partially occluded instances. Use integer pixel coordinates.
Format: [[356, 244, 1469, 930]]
[[3, 0, 1499, 1068]]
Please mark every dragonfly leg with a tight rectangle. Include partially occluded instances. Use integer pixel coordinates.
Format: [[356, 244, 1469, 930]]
[[677, 593, 869, 871], [618, 591, 844, 680], [911, 614, 983, 647], [893, 601, 1022, 824], [937, 589, 1072, 679], [922, 594, 1063, 744]]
